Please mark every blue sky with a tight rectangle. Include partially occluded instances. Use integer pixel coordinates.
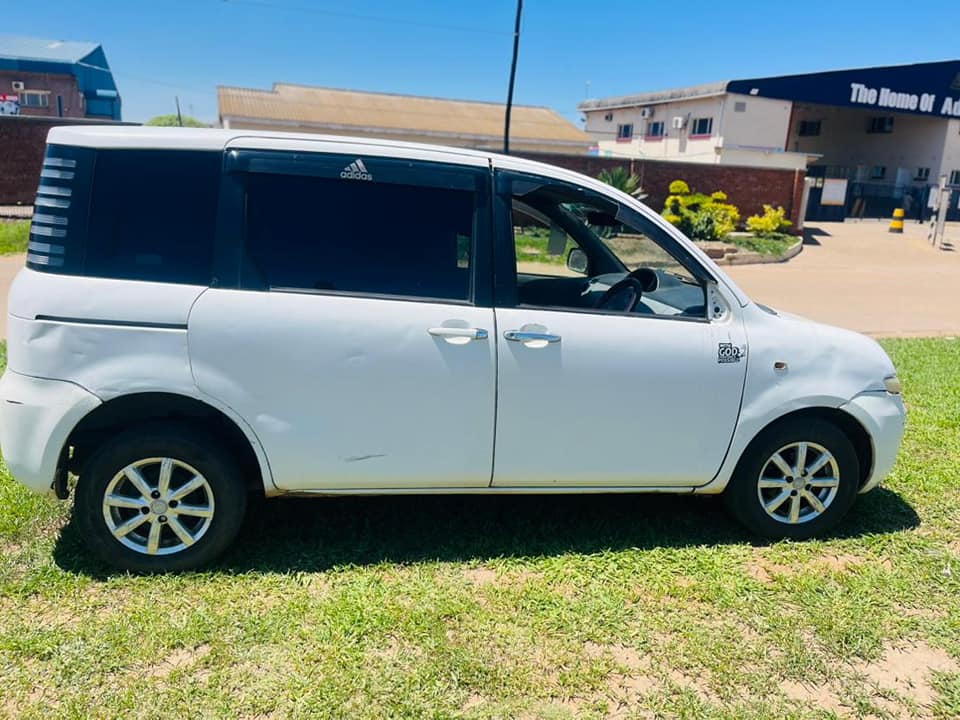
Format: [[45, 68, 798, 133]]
[[9, 1, 960, 124]]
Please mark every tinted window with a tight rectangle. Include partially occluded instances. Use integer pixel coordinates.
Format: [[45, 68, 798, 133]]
[[85, 150, 221, 284], [244, 173, 476, 301]]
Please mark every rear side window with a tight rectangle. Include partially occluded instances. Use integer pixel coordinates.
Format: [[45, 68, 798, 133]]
[[243, 172, 478, 301], [86, 150, 221, 284], [28, 146, 221, 285]]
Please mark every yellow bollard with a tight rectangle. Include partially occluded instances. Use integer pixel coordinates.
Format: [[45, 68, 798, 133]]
[[889, 207, 904, 233]]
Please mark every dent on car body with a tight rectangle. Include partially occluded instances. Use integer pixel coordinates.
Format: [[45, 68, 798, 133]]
[[703, 303, 899, 492]]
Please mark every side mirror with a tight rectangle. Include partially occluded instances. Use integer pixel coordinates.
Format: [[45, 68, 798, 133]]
[[566, 248, 588, 274]]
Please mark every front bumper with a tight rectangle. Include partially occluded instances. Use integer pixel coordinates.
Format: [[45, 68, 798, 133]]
[[840, 390, 907, 493], [0, 370, 101, 495]]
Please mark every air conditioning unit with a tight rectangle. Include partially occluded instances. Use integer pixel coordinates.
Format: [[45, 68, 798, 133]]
[[11, 81, 24, 91], [671, 116, 686, 130], [640, 107, 655, 119]]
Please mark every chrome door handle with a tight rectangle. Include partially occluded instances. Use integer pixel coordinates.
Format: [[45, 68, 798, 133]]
[[504, 330, 561, 343], [428, 327, 488, 340]]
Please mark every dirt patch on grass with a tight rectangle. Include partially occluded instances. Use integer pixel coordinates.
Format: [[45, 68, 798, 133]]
[[145, 643, 212, 681], [462, 567, 498, 585], [780, 679, 847, 714], [858, 641, 958, 711]]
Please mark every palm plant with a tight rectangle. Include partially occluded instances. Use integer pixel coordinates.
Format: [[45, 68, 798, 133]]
[[597, 166, 647, 199]]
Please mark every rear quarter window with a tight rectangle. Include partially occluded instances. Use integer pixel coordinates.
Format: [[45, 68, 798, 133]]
[[85, 150, 221, 284], [28, 146, 222, 286]]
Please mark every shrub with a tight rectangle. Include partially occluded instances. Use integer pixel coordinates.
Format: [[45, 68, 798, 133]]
[[597, 167, 644, 197], [661, 180, 740, 242], [746, 205, 792, 236]]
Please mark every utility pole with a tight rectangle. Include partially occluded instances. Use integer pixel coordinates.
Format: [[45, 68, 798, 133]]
[[175, 96, 183, 127], [503, 0, 523, 154]]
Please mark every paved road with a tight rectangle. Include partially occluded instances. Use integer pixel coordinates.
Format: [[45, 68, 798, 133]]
[[0, 221, 956, 339], [0, 254, 22, 339], [727, 221, 960, 337]]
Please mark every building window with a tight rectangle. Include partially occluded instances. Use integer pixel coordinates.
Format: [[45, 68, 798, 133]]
[[616, 123, 634, 141], [867, 116, 894, 134], [20, 91, 49, 108], [645, 120, 664, 139], [604, 112, 613, 122], [690, 117, 713, 137], [798, 120, 821, 136], [733, 101, 747, 113], [870, 166, 887, 180], [915, 167, 931, 181], [950, 170, 960, 185]]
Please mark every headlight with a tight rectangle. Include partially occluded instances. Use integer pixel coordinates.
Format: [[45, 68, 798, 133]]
[[883, 375, 902, 395]]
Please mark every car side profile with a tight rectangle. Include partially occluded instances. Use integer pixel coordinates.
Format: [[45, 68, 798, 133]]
[[0, 127, 906, 572]]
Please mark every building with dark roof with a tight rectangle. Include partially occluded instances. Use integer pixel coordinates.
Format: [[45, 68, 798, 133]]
[[0, 34, 120, 120], [579, 61, 960, 219]]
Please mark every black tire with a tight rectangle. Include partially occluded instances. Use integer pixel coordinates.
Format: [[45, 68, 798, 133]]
[[723, 417, 860, 540], [75, 423, 247, 573]]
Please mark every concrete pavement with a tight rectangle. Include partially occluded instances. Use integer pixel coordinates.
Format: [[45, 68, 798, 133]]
[[0, 254, 22, 339], [726, 221, 960, 337]]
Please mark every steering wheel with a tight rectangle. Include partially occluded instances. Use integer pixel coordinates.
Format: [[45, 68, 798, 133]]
[[596, 277, 645, 313], [595, 268, 659, 313]]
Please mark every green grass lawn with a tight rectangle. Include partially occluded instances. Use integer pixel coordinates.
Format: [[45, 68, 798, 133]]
[[0, 222, 29, 256], [728, 233, 797, 256], [0, 339, 958, 719]]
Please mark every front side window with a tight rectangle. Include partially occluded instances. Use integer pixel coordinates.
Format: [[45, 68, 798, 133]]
[[505, 177, 708, 320], [691, 117, 713, 136], [616, 123, 634, 140], [244, 172, 477, 301], [645, 121, 665, 138]]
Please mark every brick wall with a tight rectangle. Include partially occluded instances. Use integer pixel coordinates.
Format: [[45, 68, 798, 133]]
[[0, 70, 85, 118], [0, 117, 135, 204], [516, 152, 805, 232]]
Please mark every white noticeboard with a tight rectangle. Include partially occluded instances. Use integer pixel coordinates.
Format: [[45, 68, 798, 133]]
[[820, 179, 848, 206]]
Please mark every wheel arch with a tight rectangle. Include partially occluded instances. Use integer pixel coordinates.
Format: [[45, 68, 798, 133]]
[[65, 392, 273, 495], [735, 406, 873, 489]]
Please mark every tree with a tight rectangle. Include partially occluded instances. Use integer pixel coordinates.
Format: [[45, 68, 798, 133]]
[[597, 166, 646, 199], [145, 114, 207, 128]]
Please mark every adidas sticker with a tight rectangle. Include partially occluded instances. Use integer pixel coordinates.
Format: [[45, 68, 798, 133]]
[[340, 158, 373, 181]]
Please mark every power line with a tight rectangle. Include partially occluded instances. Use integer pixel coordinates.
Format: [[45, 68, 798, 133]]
[[220, 0, 512, 36]]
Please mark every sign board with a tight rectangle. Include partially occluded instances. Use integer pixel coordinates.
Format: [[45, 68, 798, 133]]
[[727, 60, 960, 119], [0, 94, 19, 116], [821, 179, 848, 206]]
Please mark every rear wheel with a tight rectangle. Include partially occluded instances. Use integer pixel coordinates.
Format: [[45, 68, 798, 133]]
[[75, 424, 247, 572], [724, 417, 860, 540]]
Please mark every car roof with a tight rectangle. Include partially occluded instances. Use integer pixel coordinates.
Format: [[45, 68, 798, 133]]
[[48, 125, 537, 170]]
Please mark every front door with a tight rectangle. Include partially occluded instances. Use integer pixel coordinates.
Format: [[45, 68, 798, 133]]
[[189, 149, 496, 490], [491, 171, 747, 487]]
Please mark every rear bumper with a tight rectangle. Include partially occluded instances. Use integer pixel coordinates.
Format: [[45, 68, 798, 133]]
[[0, 371, 101, 495], [840, 390, 907, 493]]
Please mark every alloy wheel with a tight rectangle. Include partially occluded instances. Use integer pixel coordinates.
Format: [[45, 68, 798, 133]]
[[756, 441, 840, 525], [101, 457, 215, 556]]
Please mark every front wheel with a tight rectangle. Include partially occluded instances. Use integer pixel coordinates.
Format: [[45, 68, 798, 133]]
[[724, 417, 860, 540], [75, 424, 247, 572]]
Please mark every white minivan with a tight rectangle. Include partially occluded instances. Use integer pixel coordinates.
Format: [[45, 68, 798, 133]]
[[0, 127, 906, 572]]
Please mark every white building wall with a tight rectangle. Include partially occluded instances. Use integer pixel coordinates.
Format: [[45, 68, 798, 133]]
[[789, 104, 950, 182], [719, 93, 792, 152], [584, 93, 805, 169]]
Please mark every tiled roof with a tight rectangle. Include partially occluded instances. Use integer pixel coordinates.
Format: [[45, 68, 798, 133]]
[[219, 83, 591, 145]]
